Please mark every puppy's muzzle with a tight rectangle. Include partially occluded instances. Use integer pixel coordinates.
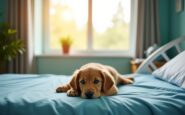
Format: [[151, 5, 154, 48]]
[[85, 91, 94, 99]]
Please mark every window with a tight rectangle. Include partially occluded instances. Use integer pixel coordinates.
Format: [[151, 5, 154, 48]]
[[43, 0, 137, 56]]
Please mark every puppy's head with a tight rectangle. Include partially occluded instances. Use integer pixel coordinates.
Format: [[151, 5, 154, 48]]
[[70, 67, 114, 99], [78, 67, 103, 99]]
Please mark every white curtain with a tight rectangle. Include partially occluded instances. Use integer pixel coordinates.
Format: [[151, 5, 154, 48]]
[[135, 0, 160, 58], [6, 0, 35, 73]]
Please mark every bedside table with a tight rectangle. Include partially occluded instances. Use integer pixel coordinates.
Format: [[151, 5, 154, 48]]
[[153, 61, 166, 68], [130, 59, 145, 73], [130, 58, 166, 73]]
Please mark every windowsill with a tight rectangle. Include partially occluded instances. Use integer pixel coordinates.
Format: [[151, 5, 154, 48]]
[[36, 53, 133, 58], [36, 50, 135, 58]]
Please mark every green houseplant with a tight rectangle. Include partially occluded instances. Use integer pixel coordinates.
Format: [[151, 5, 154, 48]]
[[60, 36, 73, 54], [0, 23, 25, 72]]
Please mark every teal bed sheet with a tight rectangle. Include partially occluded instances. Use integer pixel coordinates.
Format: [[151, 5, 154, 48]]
[[0, 74, 185, 115]]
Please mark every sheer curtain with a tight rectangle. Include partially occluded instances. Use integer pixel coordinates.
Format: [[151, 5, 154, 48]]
[[135, 0, 160, 58], [6, 0, 35, 73]]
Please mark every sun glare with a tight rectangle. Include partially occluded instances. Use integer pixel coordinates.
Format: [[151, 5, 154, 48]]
[[93, 0, 130, 33], [50, 0, 87, 29], [61, 10, 73, 21]]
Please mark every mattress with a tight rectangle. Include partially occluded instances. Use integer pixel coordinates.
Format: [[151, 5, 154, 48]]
[[0, 74, 185, 115]]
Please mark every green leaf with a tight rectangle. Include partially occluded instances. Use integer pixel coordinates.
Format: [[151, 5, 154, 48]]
[[0, 22, 25, 62], [8, 29, 16, 34]]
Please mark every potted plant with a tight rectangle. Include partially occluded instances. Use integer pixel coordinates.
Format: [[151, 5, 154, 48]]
[[60, 36, 73, 54], [0, 23, 25, 73]]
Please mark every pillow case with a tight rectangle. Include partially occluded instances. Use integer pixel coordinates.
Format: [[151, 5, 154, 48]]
[[152, 51, 185, 89]]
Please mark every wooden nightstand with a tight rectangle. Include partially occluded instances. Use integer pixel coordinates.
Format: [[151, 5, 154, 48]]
[[130, 59, 166, 73], [153, 61, 166, 68], [130, 59, 145, 73]]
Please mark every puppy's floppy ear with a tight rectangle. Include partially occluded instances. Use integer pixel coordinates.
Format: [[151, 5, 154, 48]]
[[69, 70, 80, 91], [101, 70, 114, 93]]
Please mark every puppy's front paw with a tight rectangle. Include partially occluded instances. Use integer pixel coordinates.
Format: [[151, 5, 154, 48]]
[[56, 86, 66, 93], [125, 79, 134, 84], [56, 87, 63, 93], [56, 84, 70, 93], [67, 89, 79, 97]]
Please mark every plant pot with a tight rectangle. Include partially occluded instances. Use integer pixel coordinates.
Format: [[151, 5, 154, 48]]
[[62, 44, 70, 54]]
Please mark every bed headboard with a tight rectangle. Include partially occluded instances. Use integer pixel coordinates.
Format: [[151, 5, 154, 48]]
[[136, 36, 185, 74]]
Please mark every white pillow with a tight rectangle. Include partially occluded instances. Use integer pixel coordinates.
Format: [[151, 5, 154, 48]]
[[152, 51, 185, 89]]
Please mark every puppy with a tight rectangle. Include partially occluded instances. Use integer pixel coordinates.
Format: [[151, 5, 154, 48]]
[[56, 63, 134, 99]]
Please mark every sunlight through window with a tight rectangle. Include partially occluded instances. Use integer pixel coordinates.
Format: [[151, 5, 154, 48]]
[[49, 0, 131, 53]]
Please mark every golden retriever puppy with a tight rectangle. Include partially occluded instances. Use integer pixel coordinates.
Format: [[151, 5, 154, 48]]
[[56, 63, 134, 99]]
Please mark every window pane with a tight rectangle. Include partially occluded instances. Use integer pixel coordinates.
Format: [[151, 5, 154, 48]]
[[49, 0, 87, 50], [93, 0, 131, 50]]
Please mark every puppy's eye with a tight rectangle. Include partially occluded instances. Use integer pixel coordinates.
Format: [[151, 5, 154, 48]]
[[94, 79, 100, 84], [80, 80, 85, 84]]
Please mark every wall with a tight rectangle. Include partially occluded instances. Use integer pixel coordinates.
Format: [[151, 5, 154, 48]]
[[0, 0, 6, 22], [169, 0, 185, 41], [159, 0, 170, 45], [36, 56, 131, 75], [158, 0, 185, 43]]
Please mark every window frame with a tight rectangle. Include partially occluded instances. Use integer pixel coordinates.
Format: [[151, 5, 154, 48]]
[[42, 0, 137, 57]]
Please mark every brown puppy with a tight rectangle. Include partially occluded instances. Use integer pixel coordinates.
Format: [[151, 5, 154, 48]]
[[56, 63, 134, 99]]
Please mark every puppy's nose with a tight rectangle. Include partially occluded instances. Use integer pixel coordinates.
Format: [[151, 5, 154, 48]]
[[85, 91, 94, 99]]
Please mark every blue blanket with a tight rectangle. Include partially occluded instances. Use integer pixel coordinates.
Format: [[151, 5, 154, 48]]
[[0, 74, 185, 115]]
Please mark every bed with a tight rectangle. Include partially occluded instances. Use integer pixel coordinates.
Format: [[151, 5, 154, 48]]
[[0, 36, 185, 115]]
